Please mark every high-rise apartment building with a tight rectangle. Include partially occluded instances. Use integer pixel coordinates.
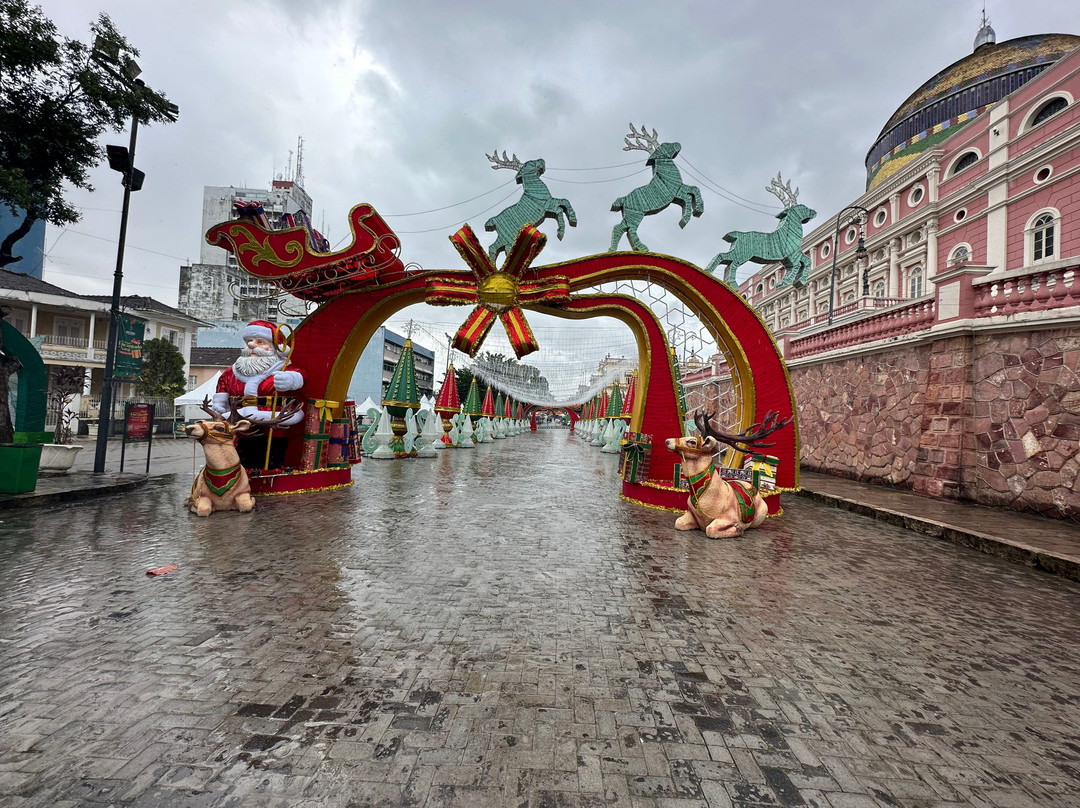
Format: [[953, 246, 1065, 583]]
[[178, 179, 313, 323]]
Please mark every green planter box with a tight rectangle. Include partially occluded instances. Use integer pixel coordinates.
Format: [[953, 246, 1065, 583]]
[[13, 431, 53, 444], [0, 443, 43, 494]]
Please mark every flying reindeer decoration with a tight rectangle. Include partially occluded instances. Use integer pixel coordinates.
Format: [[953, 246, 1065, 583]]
[[609, 124, 703, 252], [705, 172, 816, 288], [665, 409, 793, 539], [183, 396, 302, 516], [484, 151, 577, 262]]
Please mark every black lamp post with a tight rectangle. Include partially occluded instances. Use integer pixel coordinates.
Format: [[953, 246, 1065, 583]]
[[827, 205, 870, 326], [92, 69, 179, 473]]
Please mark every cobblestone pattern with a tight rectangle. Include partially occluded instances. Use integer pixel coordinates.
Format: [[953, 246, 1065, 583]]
[[2, 431, 1080, 807], [792, 326, 1080, 520]]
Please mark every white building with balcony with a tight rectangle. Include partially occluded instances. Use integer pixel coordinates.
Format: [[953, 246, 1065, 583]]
[[1, 268, 207, 432]]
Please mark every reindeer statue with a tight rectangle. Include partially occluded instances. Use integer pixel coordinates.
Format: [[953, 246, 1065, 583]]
[[665, 410, 792, 539], [484, 151, 577, 262], [183, 396, 301, 516], [609, 124, 703, 252], [705, 173, 817, 288]]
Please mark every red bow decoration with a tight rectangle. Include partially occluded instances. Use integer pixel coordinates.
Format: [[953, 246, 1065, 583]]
[[426, 224, 569, 359]]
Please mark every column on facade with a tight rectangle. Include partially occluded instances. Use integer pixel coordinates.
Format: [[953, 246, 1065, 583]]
[[925, 220, 938, 293], [29, 303, 37, 338], [87, 312, 95, 359], [927, 165, 940, 204], [888, 238, 901, 298]]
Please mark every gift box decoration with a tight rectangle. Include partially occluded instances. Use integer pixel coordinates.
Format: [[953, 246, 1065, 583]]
[[743, 453, 779, 491], [301, 431, 330, 470], [620, 432, 652, 483], [328, 419, 350, 468], [343, 400, 363, 464]]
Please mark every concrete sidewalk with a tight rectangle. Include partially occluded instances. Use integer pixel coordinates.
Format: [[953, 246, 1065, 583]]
[[0, 436, 197, 511], [798, 469, 1080, 581]]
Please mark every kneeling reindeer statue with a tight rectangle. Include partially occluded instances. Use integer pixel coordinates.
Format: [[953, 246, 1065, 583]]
[[184, 396, 301, 516], [665, 410, 792, 538]]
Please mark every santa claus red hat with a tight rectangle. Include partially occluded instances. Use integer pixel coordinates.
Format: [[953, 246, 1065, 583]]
[[242, 320, 284, 347]]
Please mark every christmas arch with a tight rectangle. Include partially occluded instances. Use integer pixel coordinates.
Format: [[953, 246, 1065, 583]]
[[207, 205, 798, 512]]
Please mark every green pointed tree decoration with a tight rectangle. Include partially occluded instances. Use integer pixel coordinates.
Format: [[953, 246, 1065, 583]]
[[606, 381, 623, 418], [382, 338, 421, 418], [463, 377, 483, 417]]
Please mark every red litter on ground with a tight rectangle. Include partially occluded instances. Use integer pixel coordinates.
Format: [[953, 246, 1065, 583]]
[[146, 564, 178, 576]]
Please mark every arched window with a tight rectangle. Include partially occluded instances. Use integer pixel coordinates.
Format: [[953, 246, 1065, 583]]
[[1026, 210, 1060, 264], [908, 267, 924, 298], [1031, 97, 1068, 128], [949, 245, 971, 266], [950, 151, 979, 176], [873, 281, 886, 298]]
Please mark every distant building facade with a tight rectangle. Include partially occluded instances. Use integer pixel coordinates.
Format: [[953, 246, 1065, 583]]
[[178, 180, 313, 323], [348, 327, 436, 405]]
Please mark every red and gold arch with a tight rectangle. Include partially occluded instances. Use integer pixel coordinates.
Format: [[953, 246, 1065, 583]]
[[206, 204, 799, 511]]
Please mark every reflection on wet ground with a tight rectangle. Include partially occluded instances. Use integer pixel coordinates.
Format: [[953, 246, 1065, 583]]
[[1, 430, 1078, 807]]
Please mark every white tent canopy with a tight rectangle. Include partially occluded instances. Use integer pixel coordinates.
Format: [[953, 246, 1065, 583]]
[[174, 371, 222, 407]]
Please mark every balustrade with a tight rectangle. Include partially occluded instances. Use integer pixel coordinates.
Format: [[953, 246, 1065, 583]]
[[789, 299, 936, 359], [972, 263, 1080, 317]]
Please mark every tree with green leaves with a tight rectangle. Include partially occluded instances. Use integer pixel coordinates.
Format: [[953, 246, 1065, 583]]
[[137, 338, 185, 399], [0, 0, 176, 268]]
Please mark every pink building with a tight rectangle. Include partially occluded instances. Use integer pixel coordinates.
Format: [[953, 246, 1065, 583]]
[[738, 24, 1080, 518], [742, 27, 1080, 348]]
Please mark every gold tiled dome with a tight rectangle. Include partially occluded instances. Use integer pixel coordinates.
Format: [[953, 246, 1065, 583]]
[[865, 34, 1080, 188], [880, 34, 1080, 136]]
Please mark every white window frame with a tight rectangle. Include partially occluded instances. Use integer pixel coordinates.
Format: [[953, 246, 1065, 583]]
[[949, 243, 973, 266], [907, 267, 924, 299], [1024, 208, 1061, 266], [53, 316, 85, 340], [1020, 92, 1073, 133], [947, 149, 982, 178]]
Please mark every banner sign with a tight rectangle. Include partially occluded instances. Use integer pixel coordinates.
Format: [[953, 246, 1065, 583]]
[[124, 402, 153, 442], [114, 314, 145, 380]]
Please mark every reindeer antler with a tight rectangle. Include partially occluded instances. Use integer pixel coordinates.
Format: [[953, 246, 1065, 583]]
[[200, 395, 227, 421], [486, 150, 523, 171], [765, 172, 799, 208], [694, 409, 793, 453], [623, 123, 659, 154]]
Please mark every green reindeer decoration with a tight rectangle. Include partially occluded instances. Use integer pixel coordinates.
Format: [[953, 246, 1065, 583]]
[[484, 151, 577, 262], [706, 173, 817, 288], [609, 124, 703, 252]]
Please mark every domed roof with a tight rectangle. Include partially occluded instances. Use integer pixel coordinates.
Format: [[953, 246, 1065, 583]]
[[879, 34, 1080, 137], [866, 33, 1080, 188]]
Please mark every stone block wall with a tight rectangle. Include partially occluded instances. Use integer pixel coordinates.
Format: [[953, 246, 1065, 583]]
[[791, 325, 1080, 520]]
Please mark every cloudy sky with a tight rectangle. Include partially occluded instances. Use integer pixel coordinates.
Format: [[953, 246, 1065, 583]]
[[28, 0, 1078, 376]]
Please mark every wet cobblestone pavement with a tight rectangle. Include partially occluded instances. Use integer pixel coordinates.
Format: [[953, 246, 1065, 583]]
[[1, 430, 1079, 807]]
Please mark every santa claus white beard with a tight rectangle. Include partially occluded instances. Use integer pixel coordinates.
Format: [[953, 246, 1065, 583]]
[[233, 346, 280, 378]]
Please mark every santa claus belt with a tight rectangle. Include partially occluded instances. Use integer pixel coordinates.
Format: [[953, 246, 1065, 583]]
[[239, 395, 275, 407]]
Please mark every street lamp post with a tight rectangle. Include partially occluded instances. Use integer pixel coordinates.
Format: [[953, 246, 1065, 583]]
[[827, 205, 870, 326], [92, 73, 178, 473]]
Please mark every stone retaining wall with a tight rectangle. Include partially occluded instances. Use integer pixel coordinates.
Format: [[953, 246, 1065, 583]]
[[791, 325, 1080, 520]]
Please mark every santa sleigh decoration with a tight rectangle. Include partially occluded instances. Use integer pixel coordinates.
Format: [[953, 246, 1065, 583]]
[[204, 202, 405, 301]]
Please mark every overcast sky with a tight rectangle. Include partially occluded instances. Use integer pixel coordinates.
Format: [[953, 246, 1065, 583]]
[[32, 0, 1079, 365]]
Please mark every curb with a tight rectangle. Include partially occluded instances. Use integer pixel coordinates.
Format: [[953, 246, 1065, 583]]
[[796, 487, 1080, 582], [0, 476, 150, 511]]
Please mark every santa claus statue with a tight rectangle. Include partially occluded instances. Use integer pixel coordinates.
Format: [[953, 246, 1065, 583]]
[[212, 320, 305, 428]]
